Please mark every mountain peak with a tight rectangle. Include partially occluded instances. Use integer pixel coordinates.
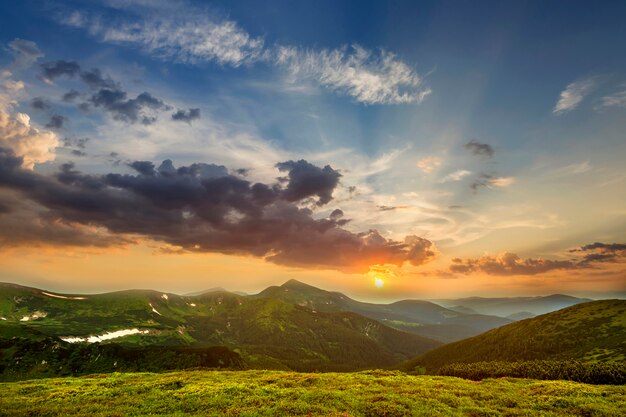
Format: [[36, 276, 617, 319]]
[[281, 279, 317, 289]]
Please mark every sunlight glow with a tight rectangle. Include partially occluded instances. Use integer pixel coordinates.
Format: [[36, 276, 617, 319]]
[[374, 277, 385, 289]]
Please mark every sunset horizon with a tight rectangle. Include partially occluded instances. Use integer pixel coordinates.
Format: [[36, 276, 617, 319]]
[[0, 2, 625, 414]]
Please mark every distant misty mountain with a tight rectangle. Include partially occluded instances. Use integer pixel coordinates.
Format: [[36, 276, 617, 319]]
[[432, 294, 592, 317], [184, 288, 248, 297], [253, 279, 512, 343], [506, 311, 536, 321]]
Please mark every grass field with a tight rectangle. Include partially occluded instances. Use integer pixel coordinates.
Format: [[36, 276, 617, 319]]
[[1, 370, 624, 416]]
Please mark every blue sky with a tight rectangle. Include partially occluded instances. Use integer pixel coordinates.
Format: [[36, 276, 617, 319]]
[[0, 0, 624, 297]]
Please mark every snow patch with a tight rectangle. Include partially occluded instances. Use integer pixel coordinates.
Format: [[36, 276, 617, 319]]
[[0, 317, 6, 321], [42, 291, 86, 300], [149, 303, 162, 315], [189, 303, 196, 307], [161, 294, 169, 300], [61, 328, 150, 343]]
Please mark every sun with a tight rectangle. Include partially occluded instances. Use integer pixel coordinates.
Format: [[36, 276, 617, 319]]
[[374, 277, 384, 289]]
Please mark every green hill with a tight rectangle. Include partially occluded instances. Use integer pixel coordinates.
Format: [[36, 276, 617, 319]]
[[255, 279, 512, 342], [405, 299, 626, 371], [0, 282, 440, 372]]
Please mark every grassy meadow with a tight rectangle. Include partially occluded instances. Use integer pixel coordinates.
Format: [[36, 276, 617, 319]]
[[1, 370, 625, 417]]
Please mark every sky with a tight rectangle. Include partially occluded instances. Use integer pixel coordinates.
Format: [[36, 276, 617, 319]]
[[0, 0, 624, 300]]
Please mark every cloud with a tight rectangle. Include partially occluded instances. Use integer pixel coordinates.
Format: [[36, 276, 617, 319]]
[[40, 60, 81, 83], [597, 87, 626, 109], [439, 169, 472, 183], [171, 108, 200, 124], [39, 60, 171, 124], [550, 161, 592, 178], [7, 39, 43, 69], [61, 7, 431, 105], [40, 60, 116, 89], [452, 242, 625, 276], [570, 242, 626, 265], [276, 45, 431, 104], [470, 174, 515, 191], [89, 89, 170, 124], [553, 77, 596, 114], [62, 89, 81, 102], [464, 140, 494, 158], [0, 149, 436, 273], [0, 190, 132, 249], [275, 159, 341, 206], [450, 252, 576, 275], [0, 102, 58, 170], [574, 242, 626, 252], [63, 137, 89, 150], [45, 114, 67, 129], [71, 12, 265, 67], [31, 97, 51, 111], [416, 156, 441, 173], [79, 68, 117, 89]]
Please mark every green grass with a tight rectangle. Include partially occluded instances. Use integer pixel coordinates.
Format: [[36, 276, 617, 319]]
[[1, 370, 625, 416]]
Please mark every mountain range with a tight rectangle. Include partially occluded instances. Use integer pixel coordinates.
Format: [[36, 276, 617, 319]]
[[433, 294, 592, 317], [0, 280, 613, 377]]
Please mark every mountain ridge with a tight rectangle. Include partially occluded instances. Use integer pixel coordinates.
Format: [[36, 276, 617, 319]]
[[403, 299, 626, 371]]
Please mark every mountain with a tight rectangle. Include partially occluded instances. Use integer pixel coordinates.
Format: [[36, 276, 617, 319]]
[[185, 288, 248, 297], [432, 294, 592, 317], [403, 299, 626, 371], [254, 279, 512, 342], [506, 311, 536, 321], [0, 282, 440, 372]]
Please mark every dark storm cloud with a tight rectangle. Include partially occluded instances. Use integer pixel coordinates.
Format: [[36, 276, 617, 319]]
[[234, 168, 250, 177], [129, 160, 156, 176], [62, 89, 81, 102], [171, 108, 200, 124], [31, 97, 51, 111], [275, 159, 342, 206], [572, 242, 626, 252], [79, 68, 117, 89], [89, 89, 170, 124], [570, 242, 626, 265], [0, 148, 436, 272], [40, 60, 81, 83], [450, 242, 626, 276], [38, 59, 170, 124], [465, 140, 494, 158], [8, 39, 43, 69], [45, 114, 67, 129], [40, 61, 115, 88]]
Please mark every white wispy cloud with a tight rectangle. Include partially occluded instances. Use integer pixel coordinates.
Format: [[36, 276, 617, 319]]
[[276, 45, 431, 105], [438, 169, 472, 183], [551, 161, 592, 177], [553, 77, 596, 115], [61, 5, 430, 105], [597, 87, 626, 109], [64, 11, 265, 67]]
